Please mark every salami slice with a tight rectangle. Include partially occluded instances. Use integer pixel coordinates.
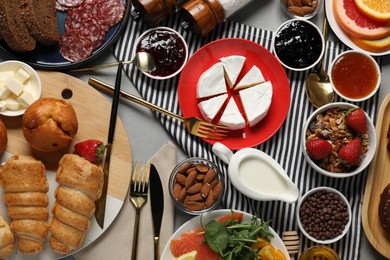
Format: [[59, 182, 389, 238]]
[[59, 30, 93, 62], [56, 1, 70, 12], [93, 0, 126, 27], [69, 18, 108, 50], [57, 0, 84, 8], [64, 1, 96, 31]]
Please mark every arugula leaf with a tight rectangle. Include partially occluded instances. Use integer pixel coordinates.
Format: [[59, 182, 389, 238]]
[[203, 212, 274, 259], [204, 220, 229, 254]]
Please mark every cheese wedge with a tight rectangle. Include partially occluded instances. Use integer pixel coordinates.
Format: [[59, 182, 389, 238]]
[[220, 55, 246, 88], [235, 65, 265, 90], [198, 94, 228, 122], [219, 97, 246, 130], [196, 62, 227, 98], [239, 81, 273, 127]]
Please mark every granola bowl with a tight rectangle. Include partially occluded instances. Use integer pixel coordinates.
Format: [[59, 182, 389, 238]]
[[301, 102, 376, 178]]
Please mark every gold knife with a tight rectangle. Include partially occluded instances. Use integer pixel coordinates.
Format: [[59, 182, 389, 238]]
[[95, 61, 123, 228]]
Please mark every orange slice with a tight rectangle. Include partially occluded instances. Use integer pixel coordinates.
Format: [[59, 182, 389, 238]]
[[351, 34, 390, 53], [354, 0, 390, 22]]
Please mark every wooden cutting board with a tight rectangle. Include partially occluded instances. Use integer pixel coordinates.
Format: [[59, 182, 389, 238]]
[[1, 70, 132, 202], [362, 93, 390, 259]]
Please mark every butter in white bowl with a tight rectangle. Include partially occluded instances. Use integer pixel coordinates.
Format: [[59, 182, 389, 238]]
[[0, 60, 42, 116]]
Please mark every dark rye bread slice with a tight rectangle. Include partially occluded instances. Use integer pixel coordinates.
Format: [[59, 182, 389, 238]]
[[0, 0, 36, 52], [21, 0, 60, 46]]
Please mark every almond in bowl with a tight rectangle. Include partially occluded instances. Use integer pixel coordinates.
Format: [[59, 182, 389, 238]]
[[0, 60, 41, 116], [168, 158, 225, 215]]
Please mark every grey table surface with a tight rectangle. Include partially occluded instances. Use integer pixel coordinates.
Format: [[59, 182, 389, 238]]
[[1, 0, 389, 259]]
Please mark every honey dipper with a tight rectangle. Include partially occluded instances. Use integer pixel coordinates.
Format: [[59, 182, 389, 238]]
[[282, 231, 300, 260]]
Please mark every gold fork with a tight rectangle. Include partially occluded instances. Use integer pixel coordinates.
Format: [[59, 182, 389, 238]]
[[129, 161, 150, 260], [88, 77, 230, 140]]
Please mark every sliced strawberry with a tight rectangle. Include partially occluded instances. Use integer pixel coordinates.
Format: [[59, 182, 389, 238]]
[[306, 139, 333, 160], [74, 139, 106, 164], [345, 108, 367, 134], [338, 139, 362, 166]]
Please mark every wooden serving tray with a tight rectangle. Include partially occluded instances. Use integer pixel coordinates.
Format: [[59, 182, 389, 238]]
[[362, 93, 390, 259], [0, 71, 132, 258], [2, 70, 132, 201]]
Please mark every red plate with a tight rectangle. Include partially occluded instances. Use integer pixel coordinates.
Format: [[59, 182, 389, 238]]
[[178, 38, 290, 150]]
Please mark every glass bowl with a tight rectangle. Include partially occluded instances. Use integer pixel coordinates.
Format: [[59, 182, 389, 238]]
[[168, 157, 225, 215], [280, 0, 323, 20]]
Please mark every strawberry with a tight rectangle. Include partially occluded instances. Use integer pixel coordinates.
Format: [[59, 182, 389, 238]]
[[345, 108, 367, 134], [338, 139, 362, 166], [74, 139, 106, 164], [306, 138, 332, 160]]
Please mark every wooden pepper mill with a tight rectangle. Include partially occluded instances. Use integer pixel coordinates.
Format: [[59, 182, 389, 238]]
[[179, 0, 225, 37], [131, 0, 178, 26]]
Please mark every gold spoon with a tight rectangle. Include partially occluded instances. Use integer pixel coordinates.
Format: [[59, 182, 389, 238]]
[[305, 17, 334, 108], [70, 52, 155, 72], [282, 230, 300, 260]]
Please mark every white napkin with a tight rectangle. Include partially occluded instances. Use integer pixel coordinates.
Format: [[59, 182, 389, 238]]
[[75, 141, 177, 259]]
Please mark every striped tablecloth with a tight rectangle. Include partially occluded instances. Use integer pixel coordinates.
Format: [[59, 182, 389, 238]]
[[114, 13, 380, 260]]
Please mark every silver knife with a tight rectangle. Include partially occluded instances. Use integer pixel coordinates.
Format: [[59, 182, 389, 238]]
[[95, 61, 123, 229], [150, 164, 164, 260]]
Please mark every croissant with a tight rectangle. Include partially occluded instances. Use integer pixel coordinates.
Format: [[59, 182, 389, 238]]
[[49, 154, 103, 254], [0, 155, 49, 254]]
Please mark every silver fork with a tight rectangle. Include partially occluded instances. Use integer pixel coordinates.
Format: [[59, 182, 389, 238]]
[[129, 161, 150, 260], [88, 77, 230, 140]]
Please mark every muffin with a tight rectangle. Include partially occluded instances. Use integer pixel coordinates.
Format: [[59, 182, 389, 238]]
[[0, 118, 7, 154], [22, 98, 78, 152]]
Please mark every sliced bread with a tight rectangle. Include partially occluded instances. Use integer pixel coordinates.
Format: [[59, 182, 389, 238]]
[[20, 0, 60, 45], [0, 0, 36, 52]]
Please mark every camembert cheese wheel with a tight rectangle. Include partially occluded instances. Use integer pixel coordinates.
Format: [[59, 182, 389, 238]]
[[196, 62, 227, 98]]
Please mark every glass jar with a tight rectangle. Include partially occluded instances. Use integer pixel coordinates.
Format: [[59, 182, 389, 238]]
[[299, 245, 340, 260]]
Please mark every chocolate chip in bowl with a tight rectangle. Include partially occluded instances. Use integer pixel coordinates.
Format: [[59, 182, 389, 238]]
[[168, 157, 225, 215], [134, 26, 188, 80], [301, 102, 376, 178], [297, 186, 352, 244]]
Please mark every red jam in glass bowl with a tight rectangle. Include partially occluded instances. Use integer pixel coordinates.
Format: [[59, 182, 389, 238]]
[[330, 50, 380, 102], [135, 27, 188, 79]]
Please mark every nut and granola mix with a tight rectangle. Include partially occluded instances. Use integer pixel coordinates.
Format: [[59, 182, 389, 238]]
[[306, 108, 369, 173]]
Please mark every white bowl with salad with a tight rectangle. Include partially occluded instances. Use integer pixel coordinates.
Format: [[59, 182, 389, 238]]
[[161, 209, 289, 259]]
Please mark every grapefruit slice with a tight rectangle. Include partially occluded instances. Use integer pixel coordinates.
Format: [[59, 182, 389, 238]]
[[354, 0, 390, 23], [333, 0, 390, 40]]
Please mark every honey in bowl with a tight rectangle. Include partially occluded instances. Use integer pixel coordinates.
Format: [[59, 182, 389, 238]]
[[330, 51, 380, 101], [299, 245, 340, 260]]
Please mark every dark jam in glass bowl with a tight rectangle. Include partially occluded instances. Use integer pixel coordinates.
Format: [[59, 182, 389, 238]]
[[136, 28, 186, 77], [274, 20, 323, 69]]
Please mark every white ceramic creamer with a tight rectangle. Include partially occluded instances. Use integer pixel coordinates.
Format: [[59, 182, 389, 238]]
[[212, 142, 299, 203]]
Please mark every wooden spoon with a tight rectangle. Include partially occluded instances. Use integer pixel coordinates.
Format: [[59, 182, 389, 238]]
[[282, 231, 300, 260]]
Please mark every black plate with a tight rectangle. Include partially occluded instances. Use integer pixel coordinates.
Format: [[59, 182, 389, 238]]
[[0, 1, 131, 71]]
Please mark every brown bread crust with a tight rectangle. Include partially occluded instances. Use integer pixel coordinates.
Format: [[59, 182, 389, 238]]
[[20, 0, 60, 45], [0, 0, 36, 52]]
